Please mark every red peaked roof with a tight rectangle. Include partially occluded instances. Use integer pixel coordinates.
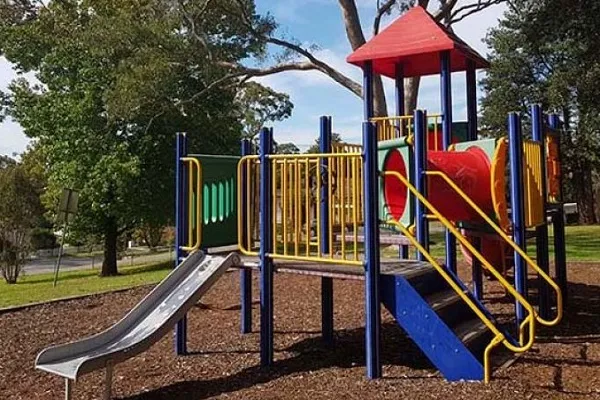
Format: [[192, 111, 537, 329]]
[[347, 6, 489, 78]]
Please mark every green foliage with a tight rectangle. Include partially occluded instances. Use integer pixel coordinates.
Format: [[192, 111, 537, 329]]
[[276, 142, 300, 154], [236, 82, 293, 139], [0, 0, 286, 275], [306, 133, 343, 153], [0, 161, 44, 283], [481, 0, 600, 223]]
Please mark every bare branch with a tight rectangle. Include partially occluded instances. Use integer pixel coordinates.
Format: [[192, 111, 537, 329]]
[[433, 0, 459, 24], [373, 0, 396, 36], [449, 0, 507, 25], [177, 62, 320, 109], [178, 0, 214, 59]]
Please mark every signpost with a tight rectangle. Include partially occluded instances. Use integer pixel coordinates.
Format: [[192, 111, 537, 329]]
[[53, 188, 79, 287]]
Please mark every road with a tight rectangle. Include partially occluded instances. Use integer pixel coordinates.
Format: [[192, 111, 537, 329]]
[[23, 251, 173, 275]]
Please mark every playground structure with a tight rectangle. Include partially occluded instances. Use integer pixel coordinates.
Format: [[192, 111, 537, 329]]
[[36, 6, 567, 399]]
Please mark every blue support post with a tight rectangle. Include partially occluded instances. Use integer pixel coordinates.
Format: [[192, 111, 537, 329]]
[[362, 61, 381, 379], [472, 237, 483, 300], [414, 110, 429, 260], [240, 139, 253, 334], [259, 127, 274, 367], [395, 63, 410, 259], [175, 132, 188, 355], [508, 113, 527, 325], [320, 116, 334, 347], [466, 60, 478, 141], [548, 114, 568, 304], [532, 105, 551, 319], [440, 51, 457, 273]]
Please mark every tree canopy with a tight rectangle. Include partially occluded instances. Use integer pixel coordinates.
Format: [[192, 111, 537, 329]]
[[481, 0, 600, 223], [0, 0, 291, 275]]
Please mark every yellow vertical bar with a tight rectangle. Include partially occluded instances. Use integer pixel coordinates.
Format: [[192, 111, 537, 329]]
[[316, 158, 322, 256], [272, 160, 277, 253], [282, 160, 288, 255], [305, 158, 310, 256], [340, 156, 346, 260], [295, 159, 300, 257], [246, 160, 251, 251], [328, 156, 333, 258], [187, 161, 193, 248], [352, 157, 358, 261]]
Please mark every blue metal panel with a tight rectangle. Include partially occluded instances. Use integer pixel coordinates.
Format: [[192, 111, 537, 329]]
[[240, 139, 253, 334], [531, 105, 551, 319], [320, 116, 334, 347], [380, 274, 484, 381], [363, 120, 382, 379], [466, 60, 478, 141], [259, 127, 274, 366], [414, 110, 429, 260], [440, 51, 457, 274], [508, 113, 527, 324], [175, 132, 188, 355]]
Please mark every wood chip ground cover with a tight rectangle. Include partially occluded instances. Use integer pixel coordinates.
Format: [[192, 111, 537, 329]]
[[1, 262, 599, 399]]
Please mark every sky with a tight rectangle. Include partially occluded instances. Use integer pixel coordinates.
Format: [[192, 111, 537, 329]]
[[0, 0, 507, 156]]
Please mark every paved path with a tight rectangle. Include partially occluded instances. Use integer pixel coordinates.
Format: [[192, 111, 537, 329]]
[[23, 251, 173, 275]]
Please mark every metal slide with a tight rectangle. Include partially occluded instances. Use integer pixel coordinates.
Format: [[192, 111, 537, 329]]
[[35, 251, 239, 398]]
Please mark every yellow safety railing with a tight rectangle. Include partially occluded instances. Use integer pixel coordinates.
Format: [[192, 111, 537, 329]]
[[425, 170, 563, 327], [370, 114, 442, 149], [332, 142, 364, 225], [384, 170, 538, 383], [237, 153, 363, 265], [522, 140, 545, 227], [181, 157, 202, 252]]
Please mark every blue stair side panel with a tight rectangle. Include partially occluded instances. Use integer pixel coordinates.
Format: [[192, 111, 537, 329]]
[[380, 274, 484, 381]]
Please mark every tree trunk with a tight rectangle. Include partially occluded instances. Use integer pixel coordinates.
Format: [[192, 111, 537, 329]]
[[101, 217, 119, 276], [576, 164, 598, 224], [405, 76, 421, 115], [373, 74, 388, 116]]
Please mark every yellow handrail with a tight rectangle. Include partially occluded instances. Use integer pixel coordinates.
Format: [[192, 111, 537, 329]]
[[237, 155, 260, 256], [426, 170, 563, 327], [181, 157, 202, 252], [383, 170, 538, 382]]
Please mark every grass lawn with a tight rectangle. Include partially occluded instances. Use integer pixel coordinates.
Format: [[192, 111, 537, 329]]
[[0, 261, 173, 309], [383, 224, 600, 262]]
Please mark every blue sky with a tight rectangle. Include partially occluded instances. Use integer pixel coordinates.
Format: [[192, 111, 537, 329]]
[[0, 1, 507, 156]]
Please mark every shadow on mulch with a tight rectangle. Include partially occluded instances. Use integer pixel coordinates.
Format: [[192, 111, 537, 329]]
[[538, 280, 600, 342], [119, 322, 431, 400]]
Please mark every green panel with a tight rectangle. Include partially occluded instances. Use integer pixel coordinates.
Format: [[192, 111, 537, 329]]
[[378, 145, 413, 233], [189, 154, 240, 248], [452, 137, 497, 162]]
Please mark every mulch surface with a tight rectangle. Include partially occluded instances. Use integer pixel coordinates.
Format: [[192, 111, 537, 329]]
[[1, 262, 600, 400]]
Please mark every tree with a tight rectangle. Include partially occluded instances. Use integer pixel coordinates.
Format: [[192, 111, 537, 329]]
[[276, 142, 300, 154], [480, 0, 600, 223], [1, 0, 266, 275], [0, 161, 44, 283], [306, 133, 344, 154], [175, 0, 507, 117], [236, 82, 293, 139]]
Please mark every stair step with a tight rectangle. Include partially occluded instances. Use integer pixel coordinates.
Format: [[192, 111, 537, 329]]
[[454, 318, 493, 361]]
